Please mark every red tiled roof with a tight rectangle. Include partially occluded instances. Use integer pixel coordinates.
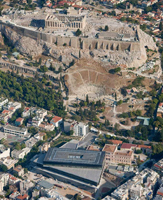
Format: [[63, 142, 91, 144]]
[[47, 3, 52, 7], [109, 140, 123, 145], [51, 116, 62, 123], [16, 194, 28, 200], [157, 191, 163, 196], [137, 144, 151, 149], [9, 175, 18, 181], [154, 164, 163, 169], [121, 143, 137, 149], [16, 118, 23, 122], [102, 144, 116, 153], [2, 110, 10, 114], [9, 107, 14, 111]]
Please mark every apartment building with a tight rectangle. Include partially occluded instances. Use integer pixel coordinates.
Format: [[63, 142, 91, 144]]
[[0, 173, 9, 192], [50, 116, 63, 127], [25, 137, 38, 148], [22, 107, 36, 118], [3, 101, 21, 112], [0, 157, 17, 169], [73, 122, 89, 137], [0, 97, 8, 110], [34, 132, 46, 141], [31, 109, 48, 127], [3, 125, 28, 137], [13, 165, 24, 177], [103, 144, 134, 165], [0, 109, 14, 122], [11, 148, 31, 159], [39, 123, 54, 132], [39, 143, 50, 153], [15, 118, 24, 126], [0, 144, 10, 159]]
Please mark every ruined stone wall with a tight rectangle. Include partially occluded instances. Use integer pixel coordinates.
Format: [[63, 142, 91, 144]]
[[0, 22, 141, 52]]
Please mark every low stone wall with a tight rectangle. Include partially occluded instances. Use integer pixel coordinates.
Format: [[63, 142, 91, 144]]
[[0, 61, 36, 75], [0, 61, 59, 83]]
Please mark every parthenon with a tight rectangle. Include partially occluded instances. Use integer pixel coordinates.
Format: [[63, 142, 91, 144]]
[[45, 7, 86, 30]]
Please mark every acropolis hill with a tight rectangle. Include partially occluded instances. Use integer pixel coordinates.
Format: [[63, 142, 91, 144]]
[[0, 8, 157, 68]]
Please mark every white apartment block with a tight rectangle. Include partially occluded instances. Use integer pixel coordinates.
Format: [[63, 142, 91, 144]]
[[3, 125, 27, 137], [11, 147, 31, 159], [3, 101, 21, 112], [0, 97, 8, 110], [32, 109, 47, 127], [0, 157, 18, 169], [73, 122, 89, 137], [0, 173, 9, 192], [50, 116, 63, 128], [0, 144, 10, 159], [25, 137, 38, 148]]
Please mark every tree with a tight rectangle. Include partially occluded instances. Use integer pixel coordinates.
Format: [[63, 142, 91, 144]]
[[75, 29, 82, 36], [86, 94, 89, 104], [27, 0, 32, 4], [73, 194, 81, 200], [104, 25, 108, 31], [0, 120, 5, 125], [24, 168, 28, 174], [0, 6, 3, 16], [140, 24, 147, 31], [117, 100, 123, 106], [114, 123, 120, 131], [38, 58, 42, 65], [69, 130, 74, 135], [40, 65, 48, 72], [43, 134, 48, 141], [159, 22, 163, 31], [58, 66, 62, 73], [28, 127, 38, 135], [0, 164, 7, 172]]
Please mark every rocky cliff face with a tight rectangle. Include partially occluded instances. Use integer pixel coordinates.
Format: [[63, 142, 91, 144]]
[[2, 26, 43, 57], [0, 25, 157, 68]]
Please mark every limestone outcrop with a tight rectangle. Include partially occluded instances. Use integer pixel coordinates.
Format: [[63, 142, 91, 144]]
[[0, 24, 157, 68]]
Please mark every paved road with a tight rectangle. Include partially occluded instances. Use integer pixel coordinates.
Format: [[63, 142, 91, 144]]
[[78, 132, 97, 148]]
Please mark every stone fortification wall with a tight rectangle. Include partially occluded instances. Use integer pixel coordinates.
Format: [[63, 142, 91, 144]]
[[0, 61, 58, 83], [0, 22, 141, 52]]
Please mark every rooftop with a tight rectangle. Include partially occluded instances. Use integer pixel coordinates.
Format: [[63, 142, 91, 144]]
[[121, 143, 137, 149], [51, 116, 62, 123], [4, 125, 27, 132], [16, 118, 23, 122], [108, 140, 123, 145], [87, 145, 100, 151], [102, 144, 117, 153], [44, 147, 105, 167], [115, 150, 133, 156], [37, 180, 53, 190]]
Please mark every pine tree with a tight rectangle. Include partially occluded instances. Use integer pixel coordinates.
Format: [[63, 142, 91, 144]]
[[86, 94, 89, 104], [159, 22, 163, 31]]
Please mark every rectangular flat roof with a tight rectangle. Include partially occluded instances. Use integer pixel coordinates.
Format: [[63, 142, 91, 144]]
[[37, 180, 53, 189], [44, 147, 105, 167], [4, 125, 27, 132]]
